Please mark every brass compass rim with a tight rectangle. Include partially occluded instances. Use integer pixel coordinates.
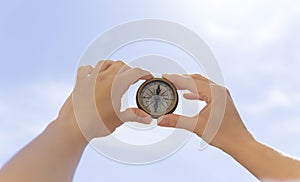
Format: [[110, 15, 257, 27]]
[[136, 78, 178, 119]]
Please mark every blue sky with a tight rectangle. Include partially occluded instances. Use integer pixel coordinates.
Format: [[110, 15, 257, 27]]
[[1, 0, 300, 181]]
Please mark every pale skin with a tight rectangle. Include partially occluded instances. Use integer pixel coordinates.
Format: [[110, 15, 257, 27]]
[[0, 60, 299, 181], [0, 60, 153, 182], [158, 74, 300, 181]]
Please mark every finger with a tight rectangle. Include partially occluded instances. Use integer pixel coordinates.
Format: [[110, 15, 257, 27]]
[[157, 113, 198, 132], [183, 92, 200, 100], [183, 92, 209, 101], [125, 67, 153, 82], [185, 73, 214, 83], [163, 74, 206, 95], [104, 60, 126, 74], [119, 64, 131, 73], [140, 74, 154, 81], [93, 60, 115, 75], [163, 74, 196, 91], [164, 74, 212, 101], [77, 65, 94, 80], [120, 108, 152, 124], [117, 67, 153, 93]]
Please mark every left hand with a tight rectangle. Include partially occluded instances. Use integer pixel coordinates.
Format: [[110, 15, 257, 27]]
[[58, 60, 153, 141]]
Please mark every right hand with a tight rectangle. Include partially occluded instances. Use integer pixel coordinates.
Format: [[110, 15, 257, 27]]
[[157, 74, 254, 152]]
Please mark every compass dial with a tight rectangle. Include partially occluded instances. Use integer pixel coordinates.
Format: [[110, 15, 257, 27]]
[[136, 78, 178, 119]]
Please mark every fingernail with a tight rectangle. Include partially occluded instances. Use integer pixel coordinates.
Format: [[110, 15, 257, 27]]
[[158, 116, 169, 125]]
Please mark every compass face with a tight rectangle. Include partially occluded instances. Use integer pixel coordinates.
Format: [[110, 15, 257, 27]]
[[136, 78, 178, 119]]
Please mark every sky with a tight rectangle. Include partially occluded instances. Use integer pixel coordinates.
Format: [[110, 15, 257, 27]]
[[1, 0, 300, 181]]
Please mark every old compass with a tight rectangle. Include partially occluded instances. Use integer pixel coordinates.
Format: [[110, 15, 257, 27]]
[[136, 78, 178, 119]]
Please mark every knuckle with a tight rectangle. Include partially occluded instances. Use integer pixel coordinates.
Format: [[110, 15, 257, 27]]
[[136, 67, 144, 73], [96, 60, 105, 67], [116, 60, 125, 65], [191, 74, 199, 78], [192, 74, 209, 81], [133, 67, 142, 71], [132, 67, 144, 75], [98, 60, 105, 64], [102, 60, 110, 65], [121, 64, 131, 71]]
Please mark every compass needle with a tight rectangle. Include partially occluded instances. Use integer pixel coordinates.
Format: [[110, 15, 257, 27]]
[[136, 78, 178, 119]]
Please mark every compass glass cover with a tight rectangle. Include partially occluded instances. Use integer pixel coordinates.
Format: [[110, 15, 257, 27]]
[[137, 79, 178, 118]]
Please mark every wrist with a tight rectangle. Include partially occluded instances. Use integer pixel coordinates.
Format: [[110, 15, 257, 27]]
[[218, 132, 257, 156], [52, 115, 88, 148]]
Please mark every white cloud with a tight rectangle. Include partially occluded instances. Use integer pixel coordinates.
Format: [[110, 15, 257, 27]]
[[0, 100, 7, 119], [268, 117, 300, 135], [171, 0, 300, 49], [203, 23, 237, 41], [0, 79, 72, 128], [245, 88, 300, 114]]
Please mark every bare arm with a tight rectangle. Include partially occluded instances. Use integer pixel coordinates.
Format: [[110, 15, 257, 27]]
[[158, 74, 300, 181], [0, 61, 153, 182], [227, 138, 300, 180], [0, 111, 87, 182]]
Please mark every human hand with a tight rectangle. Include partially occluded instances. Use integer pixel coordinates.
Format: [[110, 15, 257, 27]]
[[157, 74, 254, 153], [59, 60, 153, 141]]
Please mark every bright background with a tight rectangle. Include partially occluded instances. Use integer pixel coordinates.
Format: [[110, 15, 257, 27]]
[[1, 0, 300, 181]]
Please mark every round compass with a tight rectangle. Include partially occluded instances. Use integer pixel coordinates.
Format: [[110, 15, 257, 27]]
[[136, 78, 178, 119]]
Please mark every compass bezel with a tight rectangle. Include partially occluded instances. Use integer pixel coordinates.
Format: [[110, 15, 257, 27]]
[[136, 78, 179, 119]]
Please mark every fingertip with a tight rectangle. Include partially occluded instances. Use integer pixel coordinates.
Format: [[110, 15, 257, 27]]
[[157, 115, 171, 126], [122, 108, 152, 124], [131, 108, 145, 116], [157, 118, 168, 126], [183, 93, 199, 100], [141, 73, 154, 80], [157, 115, 164, 123], [133, 113, 152, 125], [136, 108, 151, 118], [141, 115, 152, 124], [162, 74, 171, 79]]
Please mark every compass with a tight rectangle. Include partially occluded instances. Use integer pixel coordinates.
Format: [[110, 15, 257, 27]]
[[136, 78, 178, 119]]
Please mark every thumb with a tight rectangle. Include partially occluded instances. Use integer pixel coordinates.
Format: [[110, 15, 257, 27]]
[[157, 114, 198, 133], [120, 108, 152, 124]]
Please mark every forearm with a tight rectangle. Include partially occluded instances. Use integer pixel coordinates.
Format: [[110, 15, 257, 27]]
[[0, 118, 87, 182], [223, 137, 300, 180]]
